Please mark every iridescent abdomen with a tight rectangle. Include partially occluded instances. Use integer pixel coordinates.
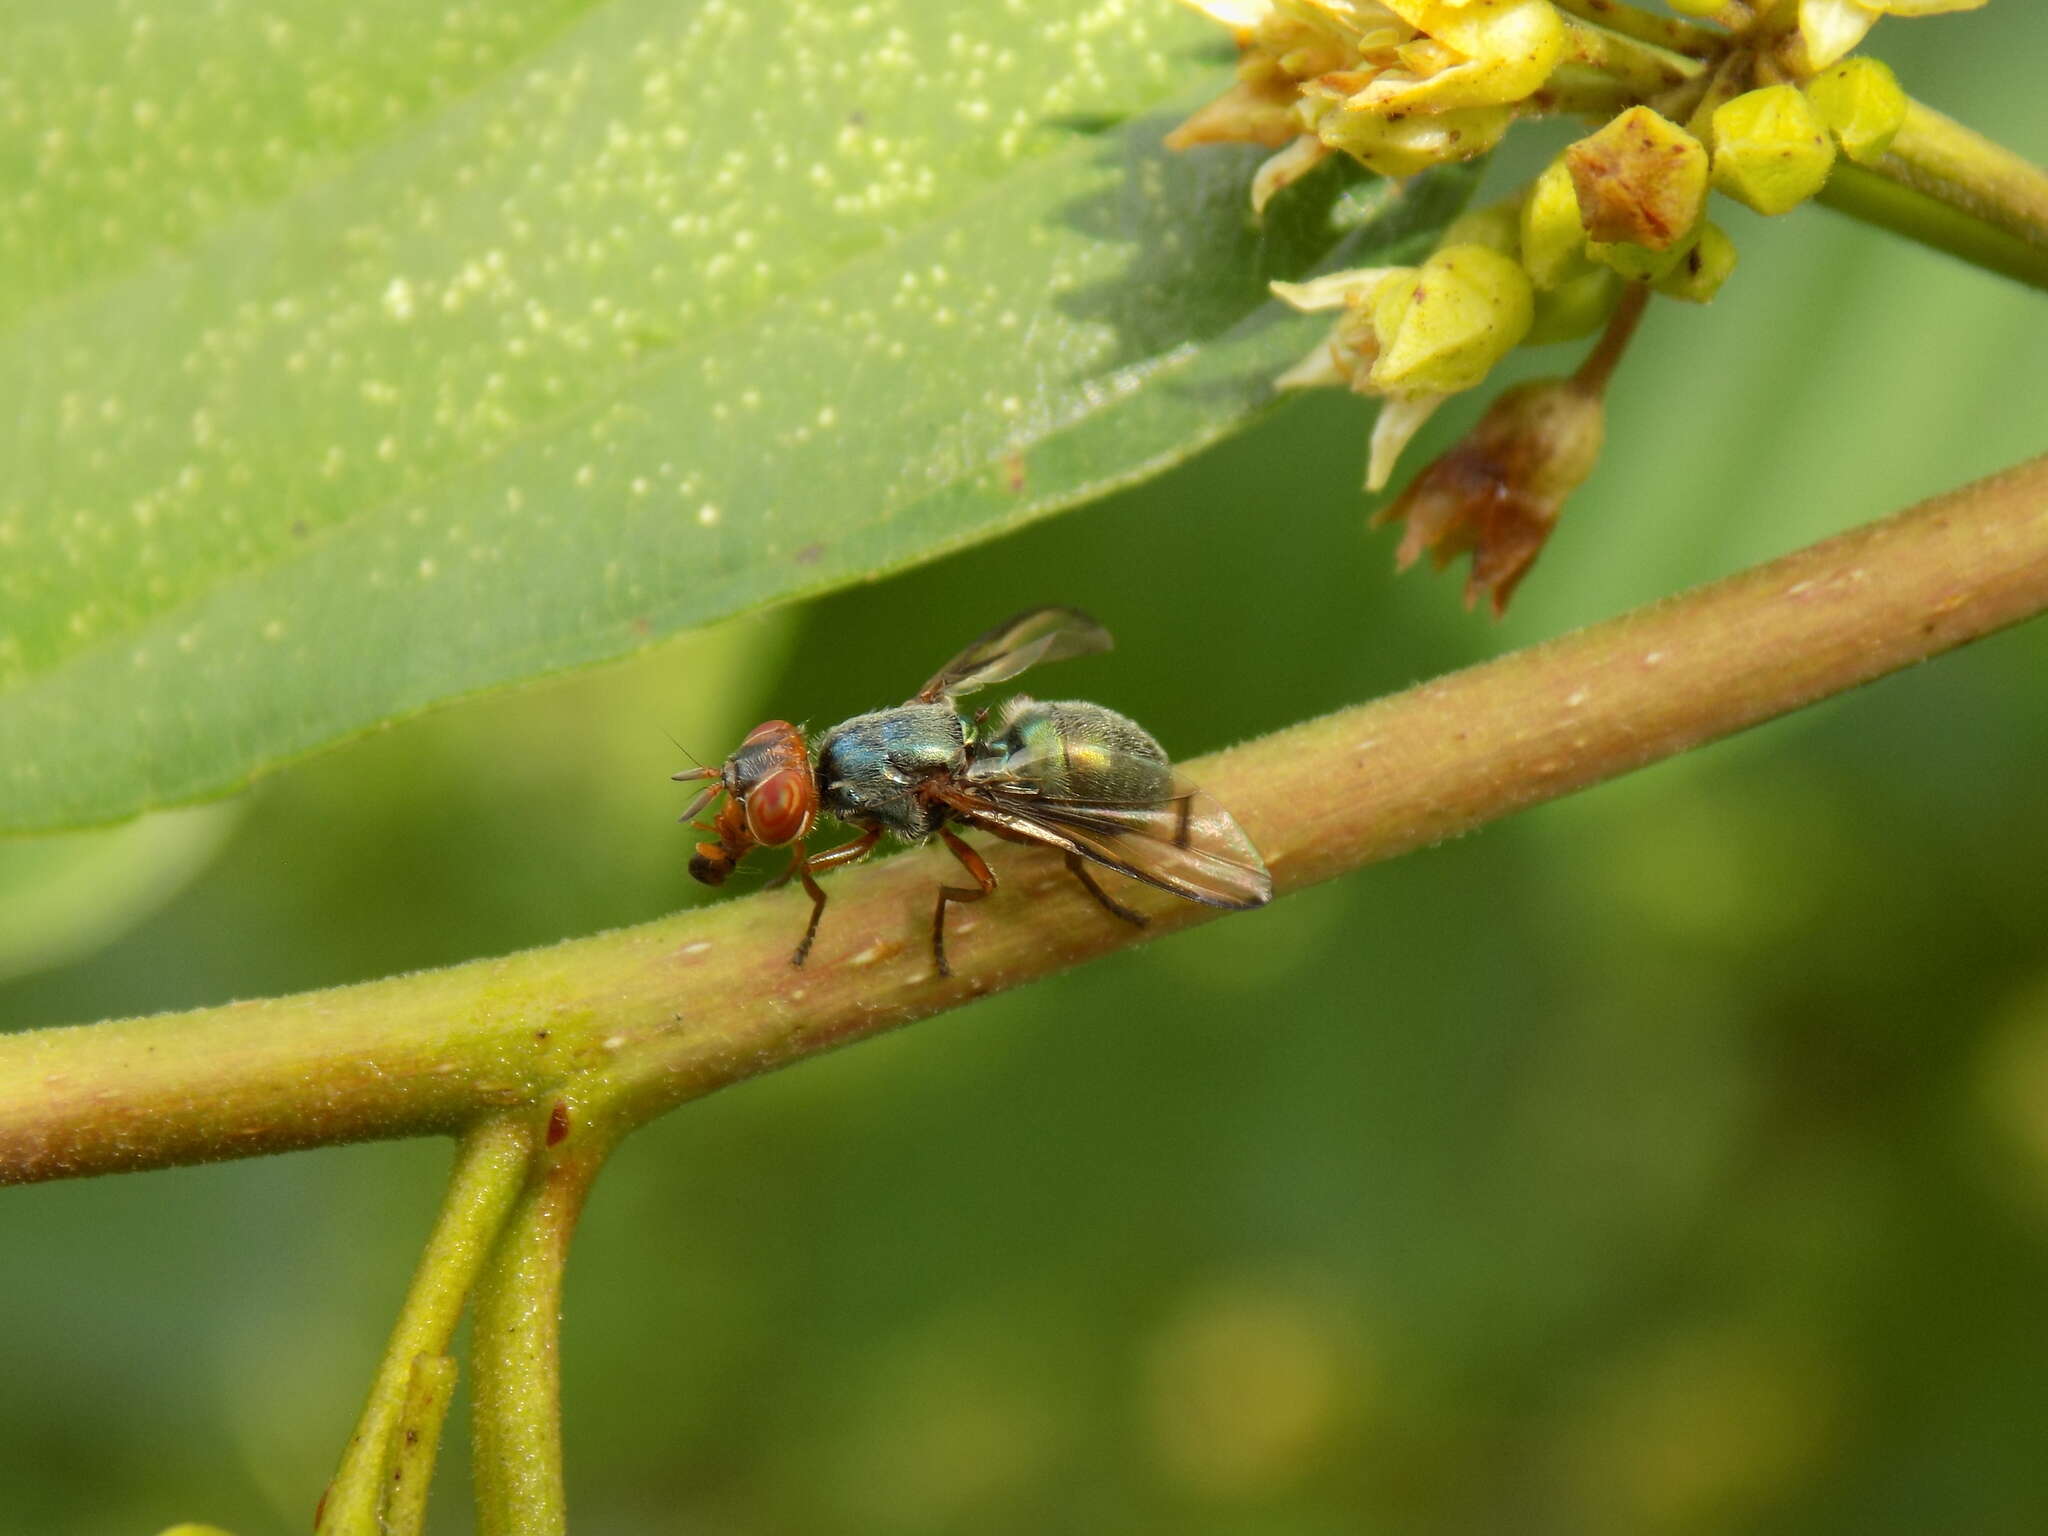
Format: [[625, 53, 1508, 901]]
[[968, 699, 1172, 804]]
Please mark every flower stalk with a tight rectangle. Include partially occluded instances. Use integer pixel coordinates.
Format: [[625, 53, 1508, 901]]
[[317, 1115, 534, 1536]]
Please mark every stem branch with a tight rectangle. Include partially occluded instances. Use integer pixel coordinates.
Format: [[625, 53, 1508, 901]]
[[1822, 100, 2048, 292], [382, 1354, 459, 1536], [5, 456, 2046, 1182], [317, 1115, 534, 1536], [1885, 101, 2048, 253], [1818, 163, 2048, 293], [470, 1127, 613, 1536]]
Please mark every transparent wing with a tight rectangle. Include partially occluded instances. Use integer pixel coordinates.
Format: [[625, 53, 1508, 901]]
[[913, 607, 1113, 704], [932, 771, 1273, 911]]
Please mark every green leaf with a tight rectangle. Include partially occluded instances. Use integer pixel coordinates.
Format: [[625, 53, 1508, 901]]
[[0, 0, 1474, 833]]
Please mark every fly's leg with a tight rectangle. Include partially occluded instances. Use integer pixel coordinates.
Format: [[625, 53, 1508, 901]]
[[933, 828, 998, 979], [784, 829, 881, 967], [1065, 853, 1148, 929]]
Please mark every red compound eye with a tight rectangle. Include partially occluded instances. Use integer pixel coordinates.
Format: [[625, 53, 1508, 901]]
[[746, 768, 813, 846]]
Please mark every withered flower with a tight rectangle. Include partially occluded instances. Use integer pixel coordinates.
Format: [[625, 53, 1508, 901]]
[[1564, 106, 1708, 251], [1374, 375, 1606, 615]]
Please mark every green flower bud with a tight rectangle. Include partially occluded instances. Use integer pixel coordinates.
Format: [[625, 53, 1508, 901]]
[[1587, 226, 1697, 282], [1652, 220, 1737, 302], [1711, 85, 1837, 216], [1804, 57, 1909, 165], [1565, 107, 1709, 252], [1368, 245, 1535, 398], [1524, 266, 1623, 345], [1521, 157, 1594, 290]]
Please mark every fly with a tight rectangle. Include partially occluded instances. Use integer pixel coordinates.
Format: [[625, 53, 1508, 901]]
[[674, 607, 1272, 977]]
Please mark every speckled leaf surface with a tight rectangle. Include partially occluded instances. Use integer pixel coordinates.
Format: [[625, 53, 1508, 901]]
[[0, 0, 1472, 832]]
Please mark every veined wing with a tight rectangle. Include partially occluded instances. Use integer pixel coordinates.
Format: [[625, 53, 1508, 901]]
[[913, 607, 1112, 704], [932, 773, 1273, 910]]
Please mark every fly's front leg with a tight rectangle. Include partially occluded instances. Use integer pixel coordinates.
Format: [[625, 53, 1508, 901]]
[[933, 827, 998, 979], [785, 829, 881, 967], [1065, 854, 1147, 929]]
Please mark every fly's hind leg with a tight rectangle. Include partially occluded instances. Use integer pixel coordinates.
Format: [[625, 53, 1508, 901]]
[[933, 828, 998, 979], [1065, 854, 1147, 929], [784, 829, 881, 967], [784, 849, 828, 968]]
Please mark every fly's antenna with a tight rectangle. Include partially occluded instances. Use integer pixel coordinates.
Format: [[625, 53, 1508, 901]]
[[662, 728, 708, 770]]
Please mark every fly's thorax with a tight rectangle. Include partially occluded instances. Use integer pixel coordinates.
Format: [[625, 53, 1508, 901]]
[[726, 719, 805, 784], [967, 698, 1172, 803], [815, 703, 965, 839]]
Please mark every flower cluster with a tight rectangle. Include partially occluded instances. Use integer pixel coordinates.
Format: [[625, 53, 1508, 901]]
[[1168, 0, 1981, 612], [1166, 0, 1565, 208]]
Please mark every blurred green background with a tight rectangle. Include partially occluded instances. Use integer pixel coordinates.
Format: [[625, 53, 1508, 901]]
[[5, 15, 2048, 1536]]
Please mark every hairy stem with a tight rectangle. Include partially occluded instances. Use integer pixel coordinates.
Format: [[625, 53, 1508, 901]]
[[317, 1116, 533, 1536], [1817, 99, 2048, 290], [470, 1122, 614, 1536], [1885, 101, 2048, 253], [1573, 280, 1651, 395], [382, 1355, 459, 1536], [4, 455, 2045, 1184], [1818, 163, 2048, 293]]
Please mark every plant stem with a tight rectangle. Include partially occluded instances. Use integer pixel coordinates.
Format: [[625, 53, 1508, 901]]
[[1573, 280, 1651, 395], [1886, 101, 2048, 253], [382, 1355, 459, 1536], [1818, 163, 2048, 294], [4, 455, 2046, 1183], [469, 1123, 614, 1536], [1821, 101, 2048, 292], [317, 1115, 533, 1536]]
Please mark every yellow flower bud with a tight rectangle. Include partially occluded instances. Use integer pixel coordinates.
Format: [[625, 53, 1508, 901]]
[[1804, 57, 1909, 165], [1520, 156, 1593, 290], [1368, 244, 1535, 398], [1313, 100, 1516, 178], [1565, 107, 1708, 252], [1666, 0, 1726, 14], [1367, 0, 1567, 113], [1652, 220, 1737, 302], [1711, 85, 1837, 216], [1797, 0, 1984, 74]]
